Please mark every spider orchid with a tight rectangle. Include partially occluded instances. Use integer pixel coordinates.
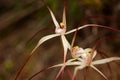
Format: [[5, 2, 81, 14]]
[[30, 0, 70, 63], [15, 0, 120, 79], [28, 0, 120, 63], [15, 1, 70, 80], [29, 46, 120, 80]]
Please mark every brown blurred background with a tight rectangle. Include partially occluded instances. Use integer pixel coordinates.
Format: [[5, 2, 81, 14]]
[[0, 0, 120, 80]]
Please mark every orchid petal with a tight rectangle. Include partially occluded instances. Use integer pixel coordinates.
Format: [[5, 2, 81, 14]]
[[47, 7, 60, 28], [61, 35, 71, 49], [77, 58, 84, 62], [92, 57, 120, 65], [67, 58, 77, 62], [61, 35, 71, 62], [91, 65, 108, 80], [66, 62, 82, 66], [72, 65, 85, 80], [62, 3, 66, 28], [65, 28, 77, 35], [38, 34, 60, 46], [15, 34, 60, 80], [51, 64, 64, 68], [65, 24, 90, 35], [30, 34, 60, 55], [50, 61, 81, 69], [92, 50, 97, 59], [50, 59, 77, 68], [41, 0, 60, 28], [65, 24, 120, 35]]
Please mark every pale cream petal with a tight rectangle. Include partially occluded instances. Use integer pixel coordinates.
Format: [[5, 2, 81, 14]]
[[61, 35, 71, 62], [47, 7, 60, 28], [65, 23, 119, 35], [61, 35, 71, 49], [65, 24, 90, 35], [42, 0, 60, 28], [92, 57, 120, 65], [67, 58, 77, 62], [51, 59, 81, 68], [30, 34, 60, 55], [66, 62, 82, 66], [38, 34, 60, 45], [72, 65, 85, 80], [51, 63, 65, 68], [91, 65, 108, 80], [78, 58, 84, 62], [62, 4, 66, 28], [92, 50, 97, 59], [65, 28, 77, 35]]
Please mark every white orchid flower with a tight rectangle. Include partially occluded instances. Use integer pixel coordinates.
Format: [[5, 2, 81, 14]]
[[29, 46, 120, 80], [30, 0, 120, 62], [30, 1, 69, 63], [15, 0, 120, 79]]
